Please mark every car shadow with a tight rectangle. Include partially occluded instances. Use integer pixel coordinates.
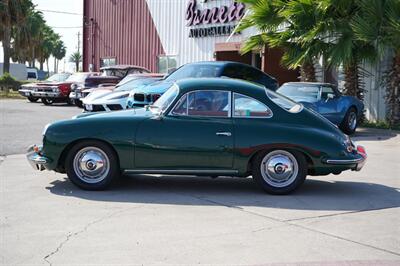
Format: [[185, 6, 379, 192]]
[[46, 175, 400, 212], [352, 127, 399, 141]]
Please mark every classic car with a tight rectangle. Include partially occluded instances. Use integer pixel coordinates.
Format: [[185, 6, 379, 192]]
[[18, 73, 71, 103], [277, 82, 364, 134], [82, 74, 163, 112], [27, 78, 366, 194], [70, 65, 149, 107], [126, 61, 278, 108]]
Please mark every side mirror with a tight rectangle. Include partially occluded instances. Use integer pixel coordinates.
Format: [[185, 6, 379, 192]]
[[326, 93, 335, 102]]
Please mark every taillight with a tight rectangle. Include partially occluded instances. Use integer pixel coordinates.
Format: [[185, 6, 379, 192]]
[[356, 145, 367, 158]]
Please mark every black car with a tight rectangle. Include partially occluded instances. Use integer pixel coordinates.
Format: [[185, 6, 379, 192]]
[[127, 61, 278, 107]]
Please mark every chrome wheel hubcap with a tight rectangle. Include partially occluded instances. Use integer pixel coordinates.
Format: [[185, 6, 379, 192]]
[[260, 150, 298, 188], [73, 147, 110, 183], [348, 112, 357, 130]]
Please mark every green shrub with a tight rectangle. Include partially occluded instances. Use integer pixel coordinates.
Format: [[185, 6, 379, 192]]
[[361, 120, 400, 131], [0, 73, 22, 91]]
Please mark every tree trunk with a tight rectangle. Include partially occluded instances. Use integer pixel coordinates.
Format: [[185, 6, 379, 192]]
[[54, 57, 57, 73], [46, 59, 50, 74], [39, 61, 44, 71], [343, 59, 363, 101], [2, 26, 12, 74], [76, 61, 79, 72], [300, 60, 316, 82], [386, 50, 400, 126]]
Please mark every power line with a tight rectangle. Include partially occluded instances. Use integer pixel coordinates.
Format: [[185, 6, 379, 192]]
[[37, 9, 83, 16]]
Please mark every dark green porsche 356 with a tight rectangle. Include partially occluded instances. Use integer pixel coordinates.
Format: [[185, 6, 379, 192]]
[[27, 78, 366, 194]]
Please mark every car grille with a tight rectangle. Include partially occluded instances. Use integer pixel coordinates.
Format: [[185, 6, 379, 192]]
[[133, 93, 161, 103], [107, 104, 122, 110], [84, 104, 105, 112]]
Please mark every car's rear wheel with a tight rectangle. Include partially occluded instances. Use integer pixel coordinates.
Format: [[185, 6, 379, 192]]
[[42, 98, 54, 105], [252, 149, 307, 195], [340, 107, 358, 135], [27, 96, 39, 102], [65, 140, 120, 190]]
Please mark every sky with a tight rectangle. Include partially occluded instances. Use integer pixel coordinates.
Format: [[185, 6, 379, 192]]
[[0, 0, 83, 73]]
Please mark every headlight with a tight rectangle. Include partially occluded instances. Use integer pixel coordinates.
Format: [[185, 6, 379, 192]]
[[51, 86, 59, 92], [42, 123, 50, 136], [343, 136, 354, 153], [110, 93, 129, 100]]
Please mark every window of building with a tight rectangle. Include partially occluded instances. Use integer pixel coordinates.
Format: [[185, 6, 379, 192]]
[[100, 57, 116, 68], [158, 55, 177, 74], [233, 93, 272, 118], [171, 90, 230, 117]]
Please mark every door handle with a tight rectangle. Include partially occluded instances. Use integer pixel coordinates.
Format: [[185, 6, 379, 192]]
[[216, 132, 232, 137]]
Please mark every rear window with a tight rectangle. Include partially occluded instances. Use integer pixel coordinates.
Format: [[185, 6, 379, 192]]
[[265, 89, 303, 113]]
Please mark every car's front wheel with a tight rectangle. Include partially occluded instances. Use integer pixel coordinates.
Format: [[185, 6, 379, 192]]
[[252, 149, 307, 195], [27, 96, 39, 102], [42, 98, 54, 105], [65, 141, 120, 190], [340, 107, 358, 135]]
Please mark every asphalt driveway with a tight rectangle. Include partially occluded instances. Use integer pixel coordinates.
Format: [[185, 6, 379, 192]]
[[0, 99, 399, 265]]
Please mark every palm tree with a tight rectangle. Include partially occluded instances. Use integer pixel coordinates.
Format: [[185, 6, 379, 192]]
[[351, 0, 400, 125], [53, 40, 66, 73], [69, 51, 82, 72], [0, 0, 33, 73], [237, 0, 329, 82], [323, 0, 377, 101]]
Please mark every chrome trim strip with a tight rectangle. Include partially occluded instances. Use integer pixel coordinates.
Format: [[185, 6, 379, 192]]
[[325, 158, 364, 164], [124, 169, 238, 174]]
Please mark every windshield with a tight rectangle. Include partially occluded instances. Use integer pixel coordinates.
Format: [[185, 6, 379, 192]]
[[277, 84, 319, 102], [66, 73, 89, 83], [46, 73, 70, 82], [165, 64, 221, 81], [114, 78, 159, 92], [265, 89, 303, 113], [151, 84, 179, 113]]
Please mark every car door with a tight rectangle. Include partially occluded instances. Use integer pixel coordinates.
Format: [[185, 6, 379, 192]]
[[134, 90, 234, 171], [316, 86, 340, 124]]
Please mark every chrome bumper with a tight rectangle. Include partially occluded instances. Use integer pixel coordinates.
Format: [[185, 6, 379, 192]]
[[31, 91, 62, 98], [26, 145, 49, 171], [19, 89, 32, 97], [324, 145, 367, 171]]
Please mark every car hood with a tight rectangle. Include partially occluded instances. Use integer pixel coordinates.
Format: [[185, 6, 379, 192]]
[[91, 90, 130, 103], [74, 107, 151, 120], [83, 89, 114, 102], [138, 80, 173, 94]]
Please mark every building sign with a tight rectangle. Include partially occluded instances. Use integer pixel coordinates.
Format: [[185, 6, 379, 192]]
[[185, 0, 246, 38]]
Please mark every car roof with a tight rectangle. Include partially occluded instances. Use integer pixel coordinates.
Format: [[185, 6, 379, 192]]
[[175, 78, 266, 95], [186, 61, 254, 67], [283, 82, 335, 87]]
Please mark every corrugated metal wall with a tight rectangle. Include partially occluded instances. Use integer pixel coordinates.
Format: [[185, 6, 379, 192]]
[[83, 0, 164, 72]]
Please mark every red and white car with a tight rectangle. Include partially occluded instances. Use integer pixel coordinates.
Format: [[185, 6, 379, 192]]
[[19, 73, 71, 103]]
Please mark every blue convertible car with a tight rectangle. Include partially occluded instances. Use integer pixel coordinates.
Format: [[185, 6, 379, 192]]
[[277, 82, 364, 134]]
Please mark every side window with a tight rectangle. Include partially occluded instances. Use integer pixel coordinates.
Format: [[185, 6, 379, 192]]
[[171, 94, 188, 116], [222, 65, 243, 79], [171, 90, 230, 117], [233, 93, 273, 118], [321, 86, 335, 99], [188, 91, 230, 117]]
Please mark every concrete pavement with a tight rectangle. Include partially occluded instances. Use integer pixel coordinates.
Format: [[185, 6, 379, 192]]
[[1, 130, 399, 265]]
